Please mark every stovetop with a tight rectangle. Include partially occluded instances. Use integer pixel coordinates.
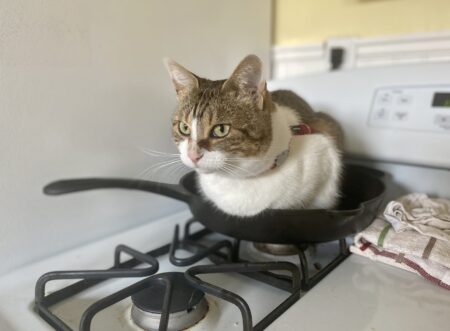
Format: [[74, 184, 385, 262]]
[[0, 210, 449, 331], [0, 209, 346, 331]]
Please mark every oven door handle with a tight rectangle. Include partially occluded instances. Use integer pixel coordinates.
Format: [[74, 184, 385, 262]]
[[43, 178, 192, 203]]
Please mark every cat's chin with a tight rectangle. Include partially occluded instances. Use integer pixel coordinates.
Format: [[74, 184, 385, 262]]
[[197, 168, 254, 179]]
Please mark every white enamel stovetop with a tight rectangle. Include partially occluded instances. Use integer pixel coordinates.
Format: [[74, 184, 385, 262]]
[[0, 209, 449, 331]]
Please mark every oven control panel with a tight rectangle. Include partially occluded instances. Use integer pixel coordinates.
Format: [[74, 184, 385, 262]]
[[369, 85, 450, 133]]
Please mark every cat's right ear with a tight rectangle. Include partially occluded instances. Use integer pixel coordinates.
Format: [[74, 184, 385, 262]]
[[163, 58, 199, 97]]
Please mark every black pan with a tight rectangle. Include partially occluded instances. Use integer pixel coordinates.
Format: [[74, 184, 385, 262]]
[[44, 164, 385, 244]]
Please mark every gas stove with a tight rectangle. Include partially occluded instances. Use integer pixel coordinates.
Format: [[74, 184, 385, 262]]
[[29, 212, 348, 331], [2, 208, 449, 331]]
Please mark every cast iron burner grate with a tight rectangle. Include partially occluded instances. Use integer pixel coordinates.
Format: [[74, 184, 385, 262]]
[[34, 218, 349, 331]]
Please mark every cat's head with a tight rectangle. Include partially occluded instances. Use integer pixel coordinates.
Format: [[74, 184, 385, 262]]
[[164, 55, 273, 176]]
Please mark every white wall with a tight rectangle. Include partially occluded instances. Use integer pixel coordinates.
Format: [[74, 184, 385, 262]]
[[272, 31, 450, 79], [0, 0, 271, 274]]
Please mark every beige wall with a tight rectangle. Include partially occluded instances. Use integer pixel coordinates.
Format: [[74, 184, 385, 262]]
[[274, 0, 450, 45]]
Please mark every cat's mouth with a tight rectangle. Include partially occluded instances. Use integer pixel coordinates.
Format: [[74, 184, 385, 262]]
[[189, 156, 226, 174]]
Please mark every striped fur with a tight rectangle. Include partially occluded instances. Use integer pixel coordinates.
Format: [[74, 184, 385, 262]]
[[165, 55, 343, 216]]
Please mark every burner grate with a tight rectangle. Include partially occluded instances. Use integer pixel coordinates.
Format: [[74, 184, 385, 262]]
[[34, 219, 349, 331], [185, 262, 301, 331], [34, 227, 209, 331], [35, 245, 160, 330], [169, 219, 233, 266]]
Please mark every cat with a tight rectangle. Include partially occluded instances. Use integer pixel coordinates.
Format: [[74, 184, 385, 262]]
[[164, 54, 343, 217]]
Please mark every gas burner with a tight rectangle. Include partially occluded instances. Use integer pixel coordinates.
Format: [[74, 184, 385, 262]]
[[253, 243, 299, 256], [34, 219, 349, 330], [131, 272, 208, 331]]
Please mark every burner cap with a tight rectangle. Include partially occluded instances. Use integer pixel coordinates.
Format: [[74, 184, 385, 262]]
[[131, 272, 208, 331]]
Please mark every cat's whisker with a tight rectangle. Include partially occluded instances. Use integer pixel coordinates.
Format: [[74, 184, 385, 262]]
[[136, 164, 156, 179], [149, 159, 183, 176], [137, 158, 179, 179], [221, 165, 237, 177], [137, 159, 183, 180], [224, 154, 274, 161], [139, 146, 180, 155], [166, 162, 188, 181], [222, 163, 248, 177], [223, 162, 252, 175], [142, 152, 180, 159], [165, 164, 178, 180], [144, 159, 179, 171], [137, 165, 159, 180], [157, 162, 180, 180], [139, 146, 180, 158]]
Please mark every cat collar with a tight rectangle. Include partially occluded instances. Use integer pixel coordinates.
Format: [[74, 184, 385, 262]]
[[269, 123, 317, 171]]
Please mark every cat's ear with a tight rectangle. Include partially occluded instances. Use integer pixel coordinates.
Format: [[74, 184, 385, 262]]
[[164, 58, 199, 97], [222, 54, 266, 109]]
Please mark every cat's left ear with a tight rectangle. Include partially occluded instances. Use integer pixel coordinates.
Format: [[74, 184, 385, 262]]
[[222, 54, 266, 110]]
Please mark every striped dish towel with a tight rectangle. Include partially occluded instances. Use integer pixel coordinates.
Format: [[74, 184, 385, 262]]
[[350, 218, 450, 290], [384, 193, 450, 242]]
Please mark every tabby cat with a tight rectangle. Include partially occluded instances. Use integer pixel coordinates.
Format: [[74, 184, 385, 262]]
[[164, 55, 343, 216]]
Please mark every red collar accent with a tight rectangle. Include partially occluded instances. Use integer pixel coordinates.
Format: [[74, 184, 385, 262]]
[[265, 123, 317, 173], [290, 123, 317, 135]]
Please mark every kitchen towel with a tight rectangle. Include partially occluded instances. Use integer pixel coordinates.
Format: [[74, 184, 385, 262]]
[[351, 217, 450, 290], [384, 193, 450, 242]]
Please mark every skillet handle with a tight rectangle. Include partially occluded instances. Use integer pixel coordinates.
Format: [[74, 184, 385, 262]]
[[43, 178, 191, 203]]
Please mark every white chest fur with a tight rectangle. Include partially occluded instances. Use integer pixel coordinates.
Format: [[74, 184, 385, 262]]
[[198, 105, 342, 217]]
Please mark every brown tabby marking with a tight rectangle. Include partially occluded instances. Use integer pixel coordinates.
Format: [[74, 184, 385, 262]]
[[172, 77, 273, 157], [168, 56, 343, 159], [271, 90, 344, 149]]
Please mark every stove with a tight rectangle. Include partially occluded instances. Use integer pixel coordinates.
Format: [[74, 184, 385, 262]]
[[1, 206, 449, 331], [31, 215, 348, 331]]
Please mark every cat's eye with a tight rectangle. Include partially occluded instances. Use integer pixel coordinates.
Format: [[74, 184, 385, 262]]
[[211, 124, 230, 138], [178, 122, 191, 136]]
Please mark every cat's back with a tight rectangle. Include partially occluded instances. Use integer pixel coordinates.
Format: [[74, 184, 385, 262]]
[[271, 90, 344, 149]]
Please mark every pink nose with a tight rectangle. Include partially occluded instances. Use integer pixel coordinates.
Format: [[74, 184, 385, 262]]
[[188, 152, 203, 164]]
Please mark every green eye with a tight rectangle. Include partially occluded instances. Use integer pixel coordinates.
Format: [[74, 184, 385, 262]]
[[211, 124, 230, 138], [178, 122, 191, 136]]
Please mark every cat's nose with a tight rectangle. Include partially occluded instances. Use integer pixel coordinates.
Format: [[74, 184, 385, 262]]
[[188, 151, 203, 164]]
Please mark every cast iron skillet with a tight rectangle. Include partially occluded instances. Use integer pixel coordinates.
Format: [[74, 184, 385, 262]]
[[44, 164, 385, 244]]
